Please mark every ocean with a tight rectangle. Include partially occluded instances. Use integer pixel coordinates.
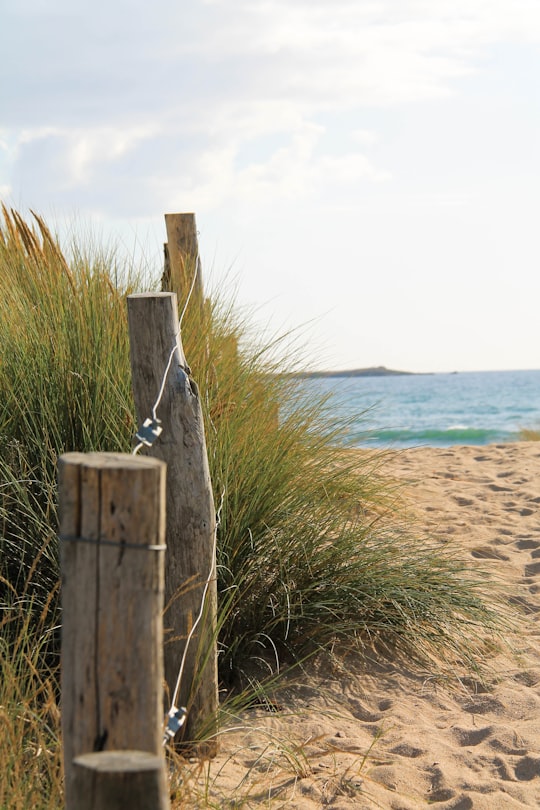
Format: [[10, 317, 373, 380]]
[[301, 369, 540, 448]]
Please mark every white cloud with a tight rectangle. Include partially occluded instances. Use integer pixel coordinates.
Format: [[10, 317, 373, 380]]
[[2, 0, 540, 372], [3, 1, 538, 215], [174, 0, 540, 112], [351, 129, 379, 146], [141, 119, 389, 216], [62, 126, 158, 185], [4, 124, 160, 207]]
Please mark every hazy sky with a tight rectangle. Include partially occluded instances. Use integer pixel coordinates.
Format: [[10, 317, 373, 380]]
[[1, 0, 539, 372]]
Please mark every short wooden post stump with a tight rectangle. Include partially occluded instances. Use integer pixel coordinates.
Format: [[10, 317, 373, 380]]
[[72, 750, 169, 810]]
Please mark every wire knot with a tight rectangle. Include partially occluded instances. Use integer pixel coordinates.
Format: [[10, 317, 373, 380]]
[[135, 417, 163, 448], [163, 705, 187, 746]]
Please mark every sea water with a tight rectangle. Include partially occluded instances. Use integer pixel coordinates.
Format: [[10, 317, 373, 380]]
[[301, 369, 540, 448]]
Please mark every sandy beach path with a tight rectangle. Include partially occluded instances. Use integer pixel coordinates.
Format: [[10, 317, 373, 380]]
[[198, 443, 540, 809]]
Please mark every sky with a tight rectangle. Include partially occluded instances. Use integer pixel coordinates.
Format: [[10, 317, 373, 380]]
[[1, 0, 539, 373]]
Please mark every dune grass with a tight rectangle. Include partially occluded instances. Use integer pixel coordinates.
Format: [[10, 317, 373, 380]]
[[0, 207, 511, 806], [0, 599, 62, 810], [520, 428, 540, 441], [0, 207, 139, 648]]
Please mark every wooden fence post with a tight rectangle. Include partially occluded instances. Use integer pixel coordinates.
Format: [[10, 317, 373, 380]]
[[72, 751, 169, 810], [58, 452, 169, 810], [126, 292, 218, 750], [162, 213, 204, 311]]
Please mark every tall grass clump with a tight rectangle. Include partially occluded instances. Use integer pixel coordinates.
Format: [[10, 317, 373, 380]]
[[0, 600, 63, 809], [520, 428, 540, 441], [0, 207, 139, 632]]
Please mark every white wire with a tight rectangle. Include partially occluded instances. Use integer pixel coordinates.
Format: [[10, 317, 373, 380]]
[[178, 253, 200, 328], [169, 488, 225, 713], [151, 340, 181, 422], [132, 257, 200, 455]]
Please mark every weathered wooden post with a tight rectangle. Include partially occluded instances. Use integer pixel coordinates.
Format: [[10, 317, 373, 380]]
[[71, 751, 169, 810], [58, 452, 169, 810], [127, 292, 218, 749], [162, 213, 204, 310]]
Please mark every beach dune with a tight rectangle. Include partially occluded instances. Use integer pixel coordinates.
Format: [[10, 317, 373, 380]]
[[200, 442, 540, 808]]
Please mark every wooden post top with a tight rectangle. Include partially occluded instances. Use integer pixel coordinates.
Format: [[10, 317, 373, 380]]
[[59, 452, 166, 471], [73, 750, 164, 773], [127, 292, 178, 300]]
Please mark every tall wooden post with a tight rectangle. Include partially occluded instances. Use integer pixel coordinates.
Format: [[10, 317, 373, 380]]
[[162, 213, 203, 311], [58, 452, 168, 810], [127, 292, 218, 749]]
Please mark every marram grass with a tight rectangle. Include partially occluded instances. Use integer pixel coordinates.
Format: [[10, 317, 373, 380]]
[[520, 428, 540, 441], [0, 206, 139, 637], [0, 601, 62, 810], [0, 208, 513, 805]]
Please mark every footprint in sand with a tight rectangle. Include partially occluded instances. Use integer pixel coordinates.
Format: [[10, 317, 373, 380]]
[[514, 755, 540, 781], [524, 561, 540, 577], [516, 538, 540, 550], [488, 729, 529, 756], [512, 670, 540, 687], [389, 742, 425, 758], [471, 546, 510, 561], [505, 504, 537, 517], [454, 496, 475, 507], [444, 797, 474, 809], [425, 764, 456, 803], [451, 725, 493, 747], [508, 594, 540, 615], [493, 756, 515, 781], [348, 698, 383, 723], [462, 695, 505, 715]]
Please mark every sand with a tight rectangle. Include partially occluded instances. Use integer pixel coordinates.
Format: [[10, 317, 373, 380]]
[[198, 442, 540, 808]]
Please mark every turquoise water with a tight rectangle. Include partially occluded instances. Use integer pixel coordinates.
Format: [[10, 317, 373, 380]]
[[302, 369, 540, 448]]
